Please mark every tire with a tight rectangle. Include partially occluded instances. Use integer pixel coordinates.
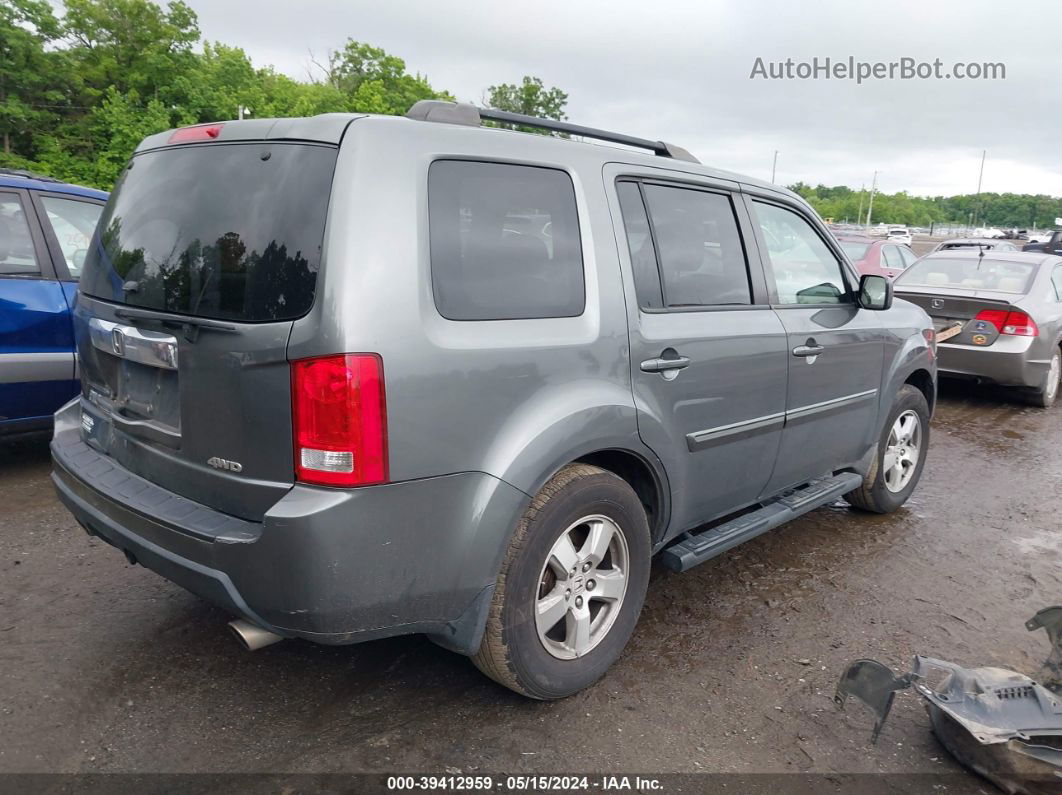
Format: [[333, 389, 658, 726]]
[[845, 384, 930, 514], [1022, 347, 1061, 408], [472, 463, 651, 699]]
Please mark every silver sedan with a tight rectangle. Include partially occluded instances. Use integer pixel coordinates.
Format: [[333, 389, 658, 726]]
[[894, 250, 1062, 407]]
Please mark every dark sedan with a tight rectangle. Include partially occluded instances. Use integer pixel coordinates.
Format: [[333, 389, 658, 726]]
[[894, 250, 1062, 407]]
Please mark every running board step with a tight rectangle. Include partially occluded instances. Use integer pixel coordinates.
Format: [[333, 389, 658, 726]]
[[660, 472, 863, 573]]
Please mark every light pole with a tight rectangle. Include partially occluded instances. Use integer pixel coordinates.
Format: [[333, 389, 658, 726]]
[[865, 171, 879, 231], [771, 150, 778, 183], [973, 149, 986, 231]]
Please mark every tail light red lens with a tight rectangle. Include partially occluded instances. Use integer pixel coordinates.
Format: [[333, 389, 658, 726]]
[[974, 309, 1039, 337], [291, 354, 388, 487], [1000, 311, 1038, 337], [168, 123, 223, 143]]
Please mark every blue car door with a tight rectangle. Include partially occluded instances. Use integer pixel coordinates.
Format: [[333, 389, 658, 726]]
[[0, 189, 78, 434]]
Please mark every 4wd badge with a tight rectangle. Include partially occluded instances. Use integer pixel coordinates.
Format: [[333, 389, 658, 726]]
[[207, 456, 243, 473]]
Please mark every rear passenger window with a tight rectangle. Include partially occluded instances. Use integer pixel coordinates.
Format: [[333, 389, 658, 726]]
[[639, 184, 752, 307], [428, 160, 584, 320], [881, 246, 901, 269], [0, 193, 40, 276], [1053, 266, 1062, 301]]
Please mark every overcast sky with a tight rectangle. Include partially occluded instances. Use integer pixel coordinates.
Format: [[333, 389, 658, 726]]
[[179, 0, 1058, 197]]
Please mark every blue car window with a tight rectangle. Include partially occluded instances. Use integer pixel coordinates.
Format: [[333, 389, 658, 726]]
[[0, 193, 40, 276], [40, 196, 103, 280]]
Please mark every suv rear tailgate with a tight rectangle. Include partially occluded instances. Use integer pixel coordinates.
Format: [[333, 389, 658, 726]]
[[75, 138, 339, 521]]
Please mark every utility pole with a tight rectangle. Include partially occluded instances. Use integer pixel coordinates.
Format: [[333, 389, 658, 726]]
[[865, 171, 879, 230], [771, 150, 778, 183], [857, 183, 865, 228], [973, 149, 986, 230]]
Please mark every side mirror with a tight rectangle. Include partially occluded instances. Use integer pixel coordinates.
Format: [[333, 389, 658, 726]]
[[858, 274, 893, 310]]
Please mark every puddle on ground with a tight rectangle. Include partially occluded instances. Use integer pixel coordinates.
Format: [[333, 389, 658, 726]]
[[1012, 528, 1062, 556]]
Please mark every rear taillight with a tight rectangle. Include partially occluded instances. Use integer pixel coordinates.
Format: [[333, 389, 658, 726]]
[[291, 354, 388, 487], [974, 309, 1039, 337], [168, 123, 223, 143]]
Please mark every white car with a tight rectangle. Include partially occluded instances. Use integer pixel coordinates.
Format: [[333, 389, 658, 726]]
[[886, 227, 913, 246]]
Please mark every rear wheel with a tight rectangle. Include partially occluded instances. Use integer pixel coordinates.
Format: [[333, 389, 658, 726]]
[[1023, 347, 1060, 408], [845, 384, 930, 514], [472, 464, 651, 699]]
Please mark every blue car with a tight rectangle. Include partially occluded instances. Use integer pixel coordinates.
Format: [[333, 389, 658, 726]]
[[0, 168, 107, 437]]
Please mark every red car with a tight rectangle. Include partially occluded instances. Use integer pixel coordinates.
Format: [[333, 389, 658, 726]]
[[836, 235, 918, 279]]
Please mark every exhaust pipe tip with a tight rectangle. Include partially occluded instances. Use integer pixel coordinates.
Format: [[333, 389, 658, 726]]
[[228, 619, 284, 651]]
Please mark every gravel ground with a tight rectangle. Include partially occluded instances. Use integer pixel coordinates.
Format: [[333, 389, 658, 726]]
[[1, 378, 1059, 792]]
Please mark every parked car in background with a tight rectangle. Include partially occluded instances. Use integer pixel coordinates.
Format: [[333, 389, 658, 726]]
[[894, 250, 1062, 407], [886, 227, 913, 246], [1, 169, 106, 437], [972, 227, 1004, 239], [933, 237, 1019, 253], [1023, 230, 1062, 255], [51, 104, 936, 699], [837, 235, 918, 279]]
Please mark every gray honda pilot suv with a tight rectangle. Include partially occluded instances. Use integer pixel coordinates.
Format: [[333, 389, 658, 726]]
[[52, 101, 936, 698]]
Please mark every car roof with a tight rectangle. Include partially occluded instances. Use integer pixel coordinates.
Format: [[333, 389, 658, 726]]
[[135, 112, 807, 205], [938, 237, 1008, 245], [920, 249, 1058, 266], [836, 235, 874, 242], [0, 169, 108, 200]]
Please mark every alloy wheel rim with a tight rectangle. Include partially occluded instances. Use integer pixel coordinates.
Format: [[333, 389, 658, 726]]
[[1047, 353, 1060, 403], [882, 410, 922, 493], [535, 515, 630, 660]]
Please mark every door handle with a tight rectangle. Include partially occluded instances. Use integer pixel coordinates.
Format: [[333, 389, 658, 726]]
[[792, 344, 824, 358], [640, 355, 691, 373]]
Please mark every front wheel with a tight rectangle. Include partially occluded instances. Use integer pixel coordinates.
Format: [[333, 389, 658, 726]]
[[472, 464, 651, 699], [845, 384, 930, 514]]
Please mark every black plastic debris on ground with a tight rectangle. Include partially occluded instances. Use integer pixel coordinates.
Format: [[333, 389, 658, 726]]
[[835, 605, 1062, 794]]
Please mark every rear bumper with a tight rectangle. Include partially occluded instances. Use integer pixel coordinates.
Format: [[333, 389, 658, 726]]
[[936, 337, 1046, 388], [51, 400, 528, 653]]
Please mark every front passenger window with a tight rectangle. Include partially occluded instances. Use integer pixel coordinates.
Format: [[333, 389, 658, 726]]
[[753, 201, 849, 305]]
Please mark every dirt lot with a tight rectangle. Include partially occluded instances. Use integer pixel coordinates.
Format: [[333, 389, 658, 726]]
[[2, 378, 1059, 790]]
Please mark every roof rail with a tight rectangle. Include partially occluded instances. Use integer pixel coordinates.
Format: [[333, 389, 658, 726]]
[[0, 167, 61, 183], [406, 100, 700, 164]]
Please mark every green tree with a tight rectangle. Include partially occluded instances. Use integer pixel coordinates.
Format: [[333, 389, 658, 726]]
[[316, 40, 448, 115], [0, 0, 61, 158], [61, 0, 200, 104], [485, 76, 568, 134]]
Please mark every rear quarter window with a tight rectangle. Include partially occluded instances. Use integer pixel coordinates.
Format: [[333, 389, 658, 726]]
[[428, 160, 585, 321]]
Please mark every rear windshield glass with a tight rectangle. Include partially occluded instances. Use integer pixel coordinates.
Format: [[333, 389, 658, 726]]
[[896, 257, 1035, 293], [839, 242, 870, 261], [81, 142, 338, 322]]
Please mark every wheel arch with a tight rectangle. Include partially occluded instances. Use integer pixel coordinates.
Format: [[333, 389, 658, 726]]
[[904, 367, 936, 416]]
